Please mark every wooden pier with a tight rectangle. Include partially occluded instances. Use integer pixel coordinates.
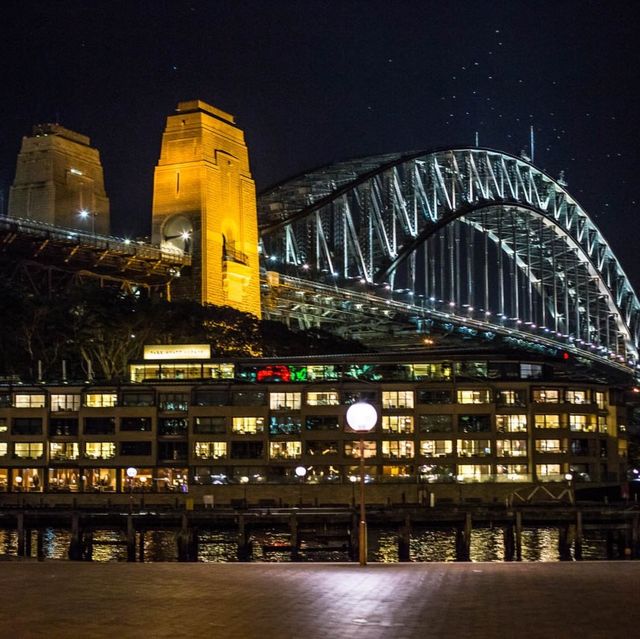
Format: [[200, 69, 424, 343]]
[[2, 503, 639, 562]]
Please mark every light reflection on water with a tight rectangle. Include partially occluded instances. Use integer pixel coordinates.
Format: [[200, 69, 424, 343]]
[[0, 526, 618, 562]]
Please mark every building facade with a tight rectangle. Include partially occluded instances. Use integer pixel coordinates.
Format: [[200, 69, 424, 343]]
[[0, 351, 629, 500]]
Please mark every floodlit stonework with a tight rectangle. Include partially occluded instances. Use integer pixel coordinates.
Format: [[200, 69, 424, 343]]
[[8, 124, 110, 234], [152, 100, 261, 317]]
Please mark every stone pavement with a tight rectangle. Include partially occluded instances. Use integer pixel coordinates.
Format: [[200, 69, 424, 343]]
[[0, 562, 638, 639]]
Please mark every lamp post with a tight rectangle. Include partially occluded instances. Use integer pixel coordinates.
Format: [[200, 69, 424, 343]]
[[295, 465, 307, 506], [78, 209, 97, 235], [346, 401, 378, 566], [564, 472, 575, 505], [126, 467, 137, 512]]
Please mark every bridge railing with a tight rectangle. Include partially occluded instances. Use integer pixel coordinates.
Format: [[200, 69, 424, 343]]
[[0, 214, 190, 266]]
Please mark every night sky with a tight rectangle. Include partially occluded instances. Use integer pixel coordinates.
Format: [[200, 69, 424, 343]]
[[2, 1, 639, 286]]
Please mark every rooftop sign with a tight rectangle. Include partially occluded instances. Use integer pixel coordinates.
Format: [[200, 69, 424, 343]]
[[143, 344, 211, 360]]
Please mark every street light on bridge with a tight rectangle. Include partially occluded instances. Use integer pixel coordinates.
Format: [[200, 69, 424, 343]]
[[346, 401, 378, 566], [78, 209, 97, 235]]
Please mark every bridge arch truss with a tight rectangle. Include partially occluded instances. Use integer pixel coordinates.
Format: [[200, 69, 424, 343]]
[[259, 148, 640, 370]]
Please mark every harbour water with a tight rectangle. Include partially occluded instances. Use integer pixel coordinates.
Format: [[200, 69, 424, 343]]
[[0, 526, 612, 562]]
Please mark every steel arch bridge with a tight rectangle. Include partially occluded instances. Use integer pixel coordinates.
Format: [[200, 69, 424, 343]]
[[258, 147, 640, 372]]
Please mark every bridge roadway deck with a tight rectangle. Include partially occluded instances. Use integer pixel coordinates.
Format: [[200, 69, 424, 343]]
[[0, 562, 638, 638]]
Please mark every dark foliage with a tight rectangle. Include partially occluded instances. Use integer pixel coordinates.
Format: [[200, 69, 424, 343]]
[[0, 279, 366, 383]]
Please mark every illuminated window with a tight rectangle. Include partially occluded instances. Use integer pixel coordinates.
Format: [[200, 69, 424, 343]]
[[344, 441, 376, 458], [534, 414, 561, 429], [496, 464, 529, 481], [569, 414, 596, 432], [0, 418, 6, 433], [156, 468, 189, 492], [269, 416, 301, 436], [566, 390, 588, 405], [381, 440, 414, 459], [85, 442, 116, 459], [204, 364, 235, 380], [381, 415, 413, 434], [49, 442, 79, 461], [0, 443, 7, 458], [194, 442, 227, 460], [269, 441, 302, 459], [618, 440, 628, 457], [306, 365, 339, 381], [306, 391, 340, 406], [535, 439, 562, 453], [269, 392, 301, 410], [121, 468, 154, 489], [51, 394, 81, 412], [419, 440, 453, 457], [411, 363, 452, 381], [418, 464, 455, 482], [346, 465, 377, 482], [496, 414, 527, 433], [48, 468, 80, 492], [13, 468, 43, 492], [594, 391, 606, 410], [382, 465, 412, 478], [84, 392, 117, 408], [83, 468, 116, 492], [496, 439, 527, 457], [532, 389, 560, 403], [382, 391, 414, 409], [14, 443, 44, 459], [457, 389, 491, 404], [232, 417, 265, 434], [536, 463, 562, 480], [520, 363, 543, 379], [496, 390, 526, 406], [14, 394, 46, 408], [598, 416, 608, 434], [457, 440, 491, 457], [306, 465, 341, 483], [457, 464, 491, 481]]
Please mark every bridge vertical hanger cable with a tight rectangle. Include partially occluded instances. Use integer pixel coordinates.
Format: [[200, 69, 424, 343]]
[[539, 217, 546, 328], [483, 211, 489, 313]]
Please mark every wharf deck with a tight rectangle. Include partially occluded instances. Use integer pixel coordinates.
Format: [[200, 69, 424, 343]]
[[0, 562, 638, 638]]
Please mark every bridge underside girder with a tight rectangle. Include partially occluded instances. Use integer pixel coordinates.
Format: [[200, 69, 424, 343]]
[[0, 216, 189, 295]]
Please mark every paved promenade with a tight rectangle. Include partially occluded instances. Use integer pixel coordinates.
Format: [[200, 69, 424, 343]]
[[0, 562, 638, 638]]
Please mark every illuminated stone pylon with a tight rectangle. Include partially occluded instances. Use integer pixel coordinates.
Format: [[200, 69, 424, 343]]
[[152, 100, 261, 317], [8, 124, 110, 234]]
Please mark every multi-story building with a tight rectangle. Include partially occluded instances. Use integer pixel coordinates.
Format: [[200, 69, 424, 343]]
[[0, 347, 630, 502]]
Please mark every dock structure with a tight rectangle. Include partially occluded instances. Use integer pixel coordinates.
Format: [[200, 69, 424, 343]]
[[2, 503, 639, 563]]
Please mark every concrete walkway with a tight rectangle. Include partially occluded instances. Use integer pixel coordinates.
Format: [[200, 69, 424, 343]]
[[0, 562, 638, 638]]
